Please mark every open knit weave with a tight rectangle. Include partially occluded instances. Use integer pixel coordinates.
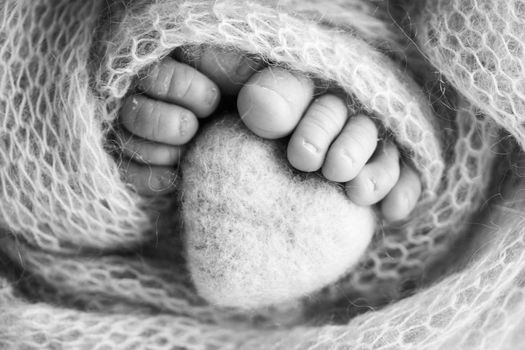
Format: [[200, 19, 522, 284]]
[[1, 0, 524, 348]]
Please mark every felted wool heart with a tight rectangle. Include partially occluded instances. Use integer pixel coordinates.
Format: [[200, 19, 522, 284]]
[[180, 115, 376, 309]]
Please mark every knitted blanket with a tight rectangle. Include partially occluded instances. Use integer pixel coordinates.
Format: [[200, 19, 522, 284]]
[[1, 0, 524, 348]]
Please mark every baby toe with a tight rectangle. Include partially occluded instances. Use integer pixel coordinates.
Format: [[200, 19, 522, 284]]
[[237, 67, 313, 139], [322, 115, 378, 182], [120, 95, 198, 145], [380, 165, 422, 222], [138, 56, 220, 118], [117, 129, 182, 166], [194, 46, 263, 95], [122, 161, 178, 196], [345, 141, 400, 206], [287, 94, 347, 172]]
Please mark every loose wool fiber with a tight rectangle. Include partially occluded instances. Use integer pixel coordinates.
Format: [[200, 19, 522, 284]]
[[181, 116, 376, 308]]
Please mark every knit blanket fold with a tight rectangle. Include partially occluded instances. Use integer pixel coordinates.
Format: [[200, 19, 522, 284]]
[[1, 0, 525, 349]]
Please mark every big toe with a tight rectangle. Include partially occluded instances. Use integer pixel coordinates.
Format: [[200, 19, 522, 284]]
[[176, 46, 262, 95], [237, 67, 314, 139]]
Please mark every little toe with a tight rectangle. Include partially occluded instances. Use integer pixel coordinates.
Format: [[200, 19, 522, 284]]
[[117, 129, 182, 166], [120, 95, 198, 145], [187, 46, 263, 95], [237, 67, 314, 139], [345, 141, 401, 206], [322, 115, 378, 182], [287, 94, 348, 172], [380, 165, 422, 222], [122, 161, 178, 196], [138, 56, 220, 118]]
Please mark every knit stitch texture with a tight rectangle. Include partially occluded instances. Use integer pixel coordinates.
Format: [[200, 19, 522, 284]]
[[0, 0, 524, 348]]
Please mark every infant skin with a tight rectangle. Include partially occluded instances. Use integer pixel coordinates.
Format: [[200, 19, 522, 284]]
[[180, 115, 376, 308], [118, 46, 422, 222]]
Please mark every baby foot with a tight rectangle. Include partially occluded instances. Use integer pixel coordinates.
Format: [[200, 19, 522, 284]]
[[117, 55, 221, 195], [237, 67, 422, 222], [118, 46, 421, 222]]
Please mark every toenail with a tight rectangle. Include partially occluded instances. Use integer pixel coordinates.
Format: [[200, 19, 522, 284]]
[[341, 149, 354, 168], [179, 113, 189, 137], [302, 139, 320, 154], [131, 97, 139, 111], [401, 191, 411, 210], [205, 87, 218, 106], [368, 177, 378, 193]]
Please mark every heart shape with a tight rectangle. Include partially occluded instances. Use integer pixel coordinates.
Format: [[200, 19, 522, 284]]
[[181, 115, 376, 309]]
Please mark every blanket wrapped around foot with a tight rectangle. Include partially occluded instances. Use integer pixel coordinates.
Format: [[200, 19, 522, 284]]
[[1, 0, 525, 348]]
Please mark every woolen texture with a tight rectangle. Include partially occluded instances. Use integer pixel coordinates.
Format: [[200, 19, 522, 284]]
[[0, 0, 523, 348], [181, 116, 376, 308]]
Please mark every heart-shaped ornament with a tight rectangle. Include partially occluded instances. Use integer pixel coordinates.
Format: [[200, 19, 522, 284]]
[[181, 115, 376, 309]]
